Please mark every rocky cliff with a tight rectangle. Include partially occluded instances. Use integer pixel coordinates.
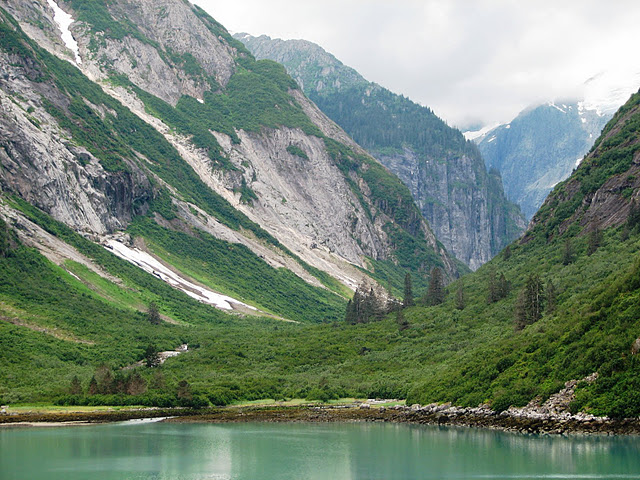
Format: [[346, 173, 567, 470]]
[[0, 0, 458, 297], [236, 33, 525, 270]]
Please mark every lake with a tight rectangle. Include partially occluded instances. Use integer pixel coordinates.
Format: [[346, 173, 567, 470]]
[[1, 420, 640, 479]]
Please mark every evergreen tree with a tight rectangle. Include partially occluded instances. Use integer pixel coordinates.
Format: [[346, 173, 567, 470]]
[[455, 279, 465, 311], [628, 198, 640, 231], [344, 299, 357, 324], [587, 228, 603, 256], [502, 245, 512, 261], [514, 273, 544, 330], [69, 376, 83, 395], [489, 270, 509, 303], [487, 269, 498, 303], [425, 267, 445, 306], [88, 376, 98, 395], [562, 238, 574, 265], [345, 284, 388, 324], [95, 365, 114, 394], [147, 302, 161, 325], [403, 273, 414, 308], [498, 273, 510, 299], [396, 305, 409, 331], [546, 279, 557, 314], [145, 344, 161, 368], [621, 223, 630, 241]]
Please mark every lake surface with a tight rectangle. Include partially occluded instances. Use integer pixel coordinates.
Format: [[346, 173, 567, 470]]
[[2, 420, 640, 479]]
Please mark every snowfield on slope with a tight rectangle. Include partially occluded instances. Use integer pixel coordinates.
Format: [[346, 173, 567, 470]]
[[105, 239, 257, 312]]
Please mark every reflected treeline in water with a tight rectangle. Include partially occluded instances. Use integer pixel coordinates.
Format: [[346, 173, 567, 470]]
[[1, 422, 639, 479]]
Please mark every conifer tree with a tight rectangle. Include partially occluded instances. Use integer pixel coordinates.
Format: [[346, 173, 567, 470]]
[[88, 376, 98, 395], [455, 279, 465, 311], [147, 302, 161, 325], [396, 305, 409, 331], [587, 228, 603, 256], [403, 273, 414, 308], [487, 269, 498, 303], [562, 238, 574, 265], [546, 279, 557, 314], [502, 245, 512, 261], [344, 299, 357, 324], [145, 344, 161, 368], [514, 273, 544, 330], [426, 267, 445, 306], [498, 273, 510, 299], [69, 376, 82, 395]]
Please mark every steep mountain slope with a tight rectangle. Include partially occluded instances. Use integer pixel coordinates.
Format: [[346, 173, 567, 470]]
[[403, 88, 640, 416], [236, 33, 525, 270], [471, 102, 611, 219], [1, 0, 459, 302]]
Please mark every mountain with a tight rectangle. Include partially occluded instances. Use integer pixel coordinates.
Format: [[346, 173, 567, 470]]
[[4, 0, 640, 420], [235, 33, 525, 270], [469, 101, 612, 220], [0, 0, 460, 304], [404, 88, 640, 417]]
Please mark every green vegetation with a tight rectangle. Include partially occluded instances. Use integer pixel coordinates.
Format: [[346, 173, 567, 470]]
[[10, 4, 640, 420], [67, 0, 158, 47], [286, 144, 309, 160], [5, 191, 640, 418], [127, 217, 345, 323], [313, 85, 476, 160]]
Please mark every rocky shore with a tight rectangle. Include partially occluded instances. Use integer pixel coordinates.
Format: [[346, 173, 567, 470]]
[[167, 403, 640, 436], [2, 402, 639, 435]]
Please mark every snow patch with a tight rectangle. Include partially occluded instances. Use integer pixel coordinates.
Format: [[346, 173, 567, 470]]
[[505, 124, 511, 129], [548, 102, 567, 114], [463, 122, 502, 141], [104, 240, 256, 312], [47, 0, 81, 65], [582, 69, 640, 116], [487, 136, 496, 143], [581, 117, 587, 124], [575, 157, 583, 168]]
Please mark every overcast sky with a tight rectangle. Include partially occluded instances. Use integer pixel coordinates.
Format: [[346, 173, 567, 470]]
[[194, 0, 640, 128]]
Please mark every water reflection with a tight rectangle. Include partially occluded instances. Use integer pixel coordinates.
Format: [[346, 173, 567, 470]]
[[1, 421, 639, 479]]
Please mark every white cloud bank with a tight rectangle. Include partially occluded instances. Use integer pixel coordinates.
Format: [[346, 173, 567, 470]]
[[194, 0, 640, 127]]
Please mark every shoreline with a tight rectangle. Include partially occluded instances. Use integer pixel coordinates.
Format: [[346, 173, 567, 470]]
[[2, 404, 640, 435]]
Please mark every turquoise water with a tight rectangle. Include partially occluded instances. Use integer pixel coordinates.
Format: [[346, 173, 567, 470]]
[[1, 420, 640, 479]]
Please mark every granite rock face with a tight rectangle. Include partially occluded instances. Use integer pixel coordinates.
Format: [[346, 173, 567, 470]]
[[236, 33, 525, 269], [0, 29, 151, 235], [0, 0, 458, 289], [379, 148, 523, 270]]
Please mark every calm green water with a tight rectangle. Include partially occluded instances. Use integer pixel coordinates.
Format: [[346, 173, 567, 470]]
[[1, 419, 640, 479]]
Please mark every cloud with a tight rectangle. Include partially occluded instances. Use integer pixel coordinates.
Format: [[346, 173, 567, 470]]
[[194, 0, 640, 126]]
